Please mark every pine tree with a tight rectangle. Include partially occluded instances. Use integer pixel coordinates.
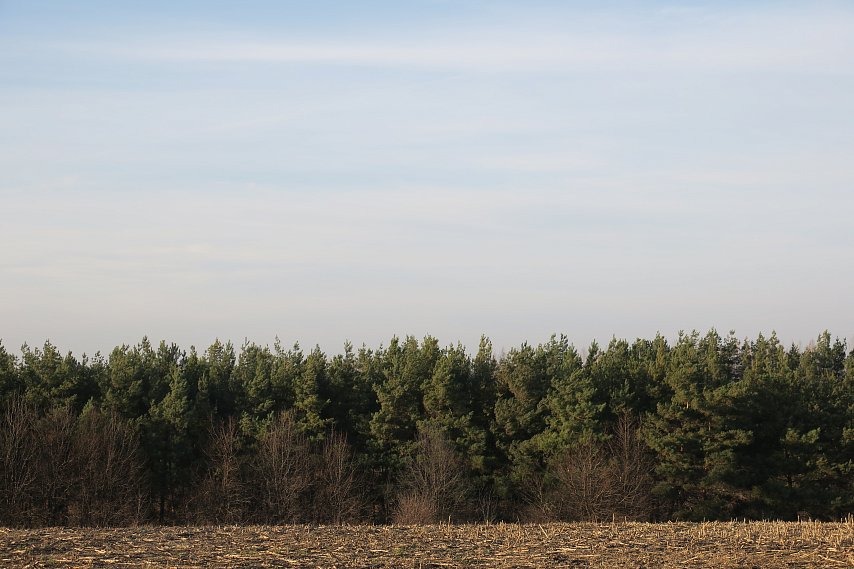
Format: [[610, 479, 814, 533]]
[[324, 342, 376, 452], [104, 339, 155, 420], [145, 359, 194, 522], [369, 337, 435, 473], [293, 346, 332, 441], [0, 342, 20, 400], [533, 337, 596, 452], [643, 332, 715, 518], [784, 332, 852, 517], [19, 341, 94, 412], [196, 340, 237, 421], [586, 337, 657, 420], [422, 342, 486, 477], [234, 341, 276, 435], [493, 338, 559, 487], [731, 332, 795, 518]]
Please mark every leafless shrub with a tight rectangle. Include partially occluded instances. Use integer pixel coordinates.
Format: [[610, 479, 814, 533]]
[[544, 412, 653, 521], [194, 418, 247, 524], [0, 397, 39, 526], [253, 411, 312, 523], [605, 412, 654, 520], [518, 471, 559, 523], [550, 440, 613, 521], [313, 430, 363, 524], [35, 406, 78, 525], [393, 425, 468, 524], [474, 484, 500, 523], [393, 490, 438, 524], [71, 407, 146, 526]]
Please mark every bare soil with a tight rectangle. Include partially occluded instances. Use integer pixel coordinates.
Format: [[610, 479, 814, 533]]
[[1, 521, 852, 568]]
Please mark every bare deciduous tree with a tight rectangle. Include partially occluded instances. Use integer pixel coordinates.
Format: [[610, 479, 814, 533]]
[[2, 401, 147, 527], [194, 418, 247, 523], [0, 397, 38, 526], [393, 425, 468, 524], [314, 430, 363, 524], [36, 406, 78, 525], [518, 470, 559, 523], [550, 440, 613, 521], [606, 412, 654, 520], [72, 407, 146, 526], [253, 411, 311, 523], [473, 483, 500, 523], [544, 412, 654, 521]]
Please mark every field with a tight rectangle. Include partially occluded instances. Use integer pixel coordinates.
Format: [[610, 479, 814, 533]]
[[1, 521, 853, 568]]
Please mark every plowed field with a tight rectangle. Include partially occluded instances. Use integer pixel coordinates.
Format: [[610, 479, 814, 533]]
[[2, 521, 852, 568]]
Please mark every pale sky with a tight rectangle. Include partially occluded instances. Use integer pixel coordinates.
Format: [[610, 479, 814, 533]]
[[2, 1, 853, 356]]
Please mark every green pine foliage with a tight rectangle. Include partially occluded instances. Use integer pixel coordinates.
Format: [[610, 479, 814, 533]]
[[0, 330, 853, 524], [0, 342, 20, 399]]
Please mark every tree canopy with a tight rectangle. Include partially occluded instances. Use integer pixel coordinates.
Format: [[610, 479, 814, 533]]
[[0, 330, 852, 526]]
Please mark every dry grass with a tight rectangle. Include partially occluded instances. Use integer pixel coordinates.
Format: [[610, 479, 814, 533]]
[[1, 521, 852, 568]]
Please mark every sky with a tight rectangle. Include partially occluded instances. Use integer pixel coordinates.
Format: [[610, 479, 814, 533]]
[[1, 1, 853, 356]]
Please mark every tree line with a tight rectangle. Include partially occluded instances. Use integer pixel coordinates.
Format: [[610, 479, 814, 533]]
[[0, 330, 852, 526]]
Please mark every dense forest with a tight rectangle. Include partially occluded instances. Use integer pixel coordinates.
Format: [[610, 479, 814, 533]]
[[0, 330, 852, 527]]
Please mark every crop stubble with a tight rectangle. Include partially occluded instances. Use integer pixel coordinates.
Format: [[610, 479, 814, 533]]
[[1, 521, 852, 568]]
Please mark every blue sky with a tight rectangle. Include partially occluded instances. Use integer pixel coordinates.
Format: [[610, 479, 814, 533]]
[[2, 1, 853, 355]]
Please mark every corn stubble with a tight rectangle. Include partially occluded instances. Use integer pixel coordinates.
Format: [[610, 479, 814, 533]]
[[1, 519, 852, 568]]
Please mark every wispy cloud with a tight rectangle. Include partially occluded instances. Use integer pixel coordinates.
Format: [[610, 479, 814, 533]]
[[2, 1, 853, 355], [46, 6, 854, 74]]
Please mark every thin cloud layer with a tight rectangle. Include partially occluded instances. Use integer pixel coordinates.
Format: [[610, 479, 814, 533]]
[[31, 5, 854, 74], [1, 1, 853, 355]]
